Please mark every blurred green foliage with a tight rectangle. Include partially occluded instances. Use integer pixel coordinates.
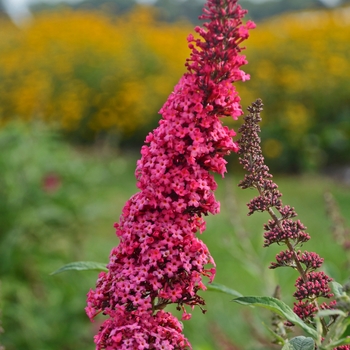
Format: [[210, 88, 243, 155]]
[[0, 121, 124, 350]]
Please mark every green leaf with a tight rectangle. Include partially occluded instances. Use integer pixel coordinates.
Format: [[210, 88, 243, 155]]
[[288, 336, 315, 350], [233, 296, 318, 339], [282, 337, 315, 350], [331, 281, 344, 298], [323, 316, 350, 346], [282, 342, 294, 350], [50, 261, 108, 275], [206, 282, 242, 297], [327, 336, 350, 347], [262, 322, 286, 345], [315, 309, 347, 318]]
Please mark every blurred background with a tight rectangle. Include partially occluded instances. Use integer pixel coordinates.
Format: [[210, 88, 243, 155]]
[[0, 0, 350, 349]]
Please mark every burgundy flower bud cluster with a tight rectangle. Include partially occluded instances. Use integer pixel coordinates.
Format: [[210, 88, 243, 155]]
[[263, 219, 310, 247], [294, 272, 333, 301], [86, 1, 255, 348], [270, 250, 324, 271], [237, 99, 335, 332]]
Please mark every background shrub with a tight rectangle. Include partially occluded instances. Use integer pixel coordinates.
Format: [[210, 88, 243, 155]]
[[0, 121, 125, 350]]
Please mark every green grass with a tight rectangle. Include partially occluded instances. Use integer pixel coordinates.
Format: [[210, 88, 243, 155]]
[[79, 152, 350, 349]]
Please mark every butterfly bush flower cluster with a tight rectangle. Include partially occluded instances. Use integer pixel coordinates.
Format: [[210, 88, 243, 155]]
[[86, 1, 255, 348], [237, 99, 350, 350]]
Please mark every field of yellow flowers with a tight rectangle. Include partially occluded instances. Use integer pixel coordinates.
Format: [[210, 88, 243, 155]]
[[0, 5, 349, 170], [0, 7, 192, 140]]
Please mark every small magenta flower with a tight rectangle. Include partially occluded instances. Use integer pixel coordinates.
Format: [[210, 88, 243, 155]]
[[86, 0, 255, 348]]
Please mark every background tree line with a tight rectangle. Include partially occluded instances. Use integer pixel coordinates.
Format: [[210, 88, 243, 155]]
[[28, 0, 350, 23]]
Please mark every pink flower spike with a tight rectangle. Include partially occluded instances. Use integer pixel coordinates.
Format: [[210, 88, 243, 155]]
[[87, 0, 254, 347]]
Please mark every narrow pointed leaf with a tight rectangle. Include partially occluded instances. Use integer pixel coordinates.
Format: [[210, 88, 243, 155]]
[[233, 296, 318, 339], [328, 337, 350, 347], [50, 261, 108, 275], [316, 309, 347, 318], [206, 282, 242, 297]]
